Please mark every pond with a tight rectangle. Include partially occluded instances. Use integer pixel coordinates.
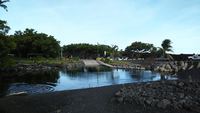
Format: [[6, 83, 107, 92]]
[[0, 67, 177, 97]]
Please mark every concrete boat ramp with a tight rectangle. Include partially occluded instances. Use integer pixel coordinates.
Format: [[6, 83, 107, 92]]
[[82, 60, 114, 68], [82, 59, 145, 70]]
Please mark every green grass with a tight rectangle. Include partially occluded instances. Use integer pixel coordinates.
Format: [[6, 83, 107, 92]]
[[14, 57, 80, 65], [96, 57, 130, 66], [109, 60, 130, 66]]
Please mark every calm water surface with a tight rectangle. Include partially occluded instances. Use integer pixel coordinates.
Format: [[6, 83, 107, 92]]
[[0, 67, 177, 96]]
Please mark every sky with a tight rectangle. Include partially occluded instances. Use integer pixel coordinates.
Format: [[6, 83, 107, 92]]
[[0, 0, 200, 54]]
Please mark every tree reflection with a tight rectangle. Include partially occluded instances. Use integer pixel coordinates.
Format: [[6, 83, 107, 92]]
[[0, 71, 59, 96], [129, 69, 144, 81]]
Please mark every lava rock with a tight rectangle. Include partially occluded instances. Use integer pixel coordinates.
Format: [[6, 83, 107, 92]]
[[157, 99, 171, 109], [114, 80, 200, 110]]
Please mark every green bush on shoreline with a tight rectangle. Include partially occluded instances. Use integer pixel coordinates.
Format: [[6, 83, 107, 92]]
[[13, 57, 80, 65]]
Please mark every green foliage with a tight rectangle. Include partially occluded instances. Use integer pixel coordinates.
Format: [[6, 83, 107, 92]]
[[125, 42, 154, 58], [0, 56, 15, 67], [0, 35, 15, 54], [109, 60, 129, 66], [31, 56, 46, 64], [0, 20, 10, 35], [70, 57, 80, 61], [97, 57, 112, 64], [125, 42, 154, 53], [150, 47, 163, 58], [63, 43, 113, 59], [0, 20, 16, 67], [0, 0, 9, 11], [110, 45, 119, 59], [12, 28, 60, 58], [161, 39, 173, 53], [14, 57, 81, 65], [161, 39, 173, 58]]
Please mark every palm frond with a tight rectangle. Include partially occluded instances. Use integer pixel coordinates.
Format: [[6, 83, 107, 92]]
[[166, 54, 174, 61], [0, 4, 7, 10], [0, 0, 9, 4]]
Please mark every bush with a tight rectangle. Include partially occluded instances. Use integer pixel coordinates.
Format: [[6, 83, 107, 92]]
[[0, 56, 16, 67], [31, 56, 46, 64], [96, 57, 112, 64]]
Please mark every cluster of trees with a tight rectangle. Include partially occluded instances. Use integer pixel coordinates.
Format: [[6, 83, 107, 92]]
[[62, 39, 173, 60], [63, 44, 117, 59], [124, 42, 154, 58], [0, 1, 174, 67], [124, 39, 173, 59], [0, 27, 60, 66], [1, 1, 60, 67], [0, 23, 61, 58], [11, 29, 60, 58]]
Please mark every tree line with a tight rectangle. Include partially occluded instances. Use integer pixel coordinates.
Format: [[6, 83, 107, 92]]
[[0, 1, 173, 67], [63, 44, 115, 59], [124, 40, 173, 59]]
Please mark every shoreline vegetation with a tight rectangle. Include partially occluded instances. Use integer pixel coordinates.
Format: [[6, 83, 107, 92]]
[[1, 57, 200, 74], [1, 57, 200, 113]]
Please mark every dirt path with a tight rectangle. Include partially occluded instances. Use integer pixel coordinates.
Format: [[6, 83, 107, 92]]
[[0, 84, 195, 113]]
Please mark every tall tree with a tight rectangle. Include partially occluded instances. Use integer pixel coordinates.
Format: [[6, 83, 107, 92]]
[[0, 20, 15, 67], [0, 20, 10, 35], [111, 45, 119, 59], [0, 0, 9, 11], [161, 39, 173, 56]]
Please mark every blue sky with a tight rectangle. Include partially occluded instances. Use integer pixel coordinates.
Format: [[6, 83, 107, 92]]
[[1, 0, 200, 54]]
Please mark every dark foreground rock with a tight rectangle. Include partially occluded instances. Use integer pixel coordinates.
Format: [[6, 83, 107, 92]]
[[115, 80, 200, 112], [0, 82, 197, 113]]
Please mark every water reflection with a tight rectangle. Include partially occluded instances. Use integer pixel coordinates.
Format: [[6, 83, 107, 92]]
[[0, 67, 177, 97], [54, 68, 177, 91], [177, 69, 200, 81], [0, 71, 59, 84], [0, 71, 59, 97]]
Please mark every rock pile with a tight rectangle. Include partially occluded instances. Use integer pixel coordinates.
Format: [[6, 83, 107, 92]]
[[16, 64, 58, 72], [0, 64, 59, 73], [115, 80, 200, 111], [153, 61, 200, 73]]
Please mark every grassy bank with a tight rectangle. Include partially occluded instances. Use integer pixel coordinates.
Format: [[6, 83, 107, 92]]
[[13, 57, 80, 65], [96, 57, 130, 66]]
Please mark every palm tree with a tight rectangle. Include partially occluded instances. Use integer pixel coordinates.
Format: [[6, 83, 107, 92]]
[[161, 39, 173, 60], [111, 45, 119, 60], [0, 0, 9, 11]]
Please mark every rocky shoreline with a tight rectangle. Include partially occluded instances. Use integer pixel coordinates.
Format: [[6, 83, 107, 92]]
[[0, 80, 198, 113], [1, 60, 200, 73], [153, 61, 200, 73], [0, 64, 59, 73], [0, 61, 85, 73], [110, 60, 200, 72], [115, 80, 200, 112]]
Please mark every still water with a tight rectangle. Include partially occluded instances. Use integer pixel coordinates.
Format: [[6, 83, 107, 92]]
[[0, 67, 177, 96]]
